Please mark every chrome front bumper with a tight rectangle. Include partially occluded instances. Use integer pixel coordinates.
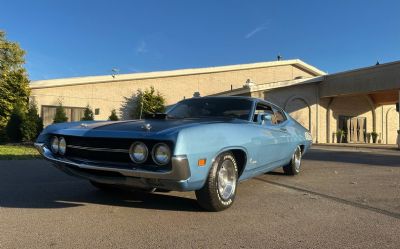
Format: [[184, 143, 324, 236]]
[[34, 143, 191, 182]]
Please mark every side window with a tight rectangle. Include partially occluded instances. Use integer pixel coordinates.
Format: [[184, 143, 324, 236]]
[[253, 103, 277, 124], [273, 107, 287, 124]]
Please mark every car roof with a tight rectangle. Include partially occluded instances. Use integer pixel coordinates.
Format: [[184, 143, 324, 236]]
[[185, 96, 258, 102], [177, 96, 286, 114], [189, 96, 279, 107]]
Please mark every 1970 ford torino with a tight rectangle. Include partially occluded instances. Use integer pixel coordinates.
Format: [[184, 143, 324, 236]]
[[35, 96, 312, 211]]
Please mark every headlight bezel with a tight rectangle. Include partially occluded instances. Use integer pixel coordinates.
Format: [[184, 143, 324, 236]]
[[50, 136, 59, 154], [58, 136, 67, 155], [152, 143, 171, 166], [129, 142, 149, 163]]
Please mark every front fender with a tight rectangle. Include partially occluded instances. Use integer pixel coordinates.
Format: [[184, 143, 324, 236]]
[[174, 123, 254, 189]]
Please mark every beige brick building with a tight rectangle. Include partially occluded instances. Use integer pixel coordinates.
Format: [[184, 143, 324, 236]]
[[29, 59, 400, 145]]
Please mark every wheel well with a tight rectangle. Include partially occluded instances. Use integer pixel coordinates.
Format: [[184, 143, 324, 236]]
[[299, 144, 305, 154], [230, 149, 247, 177]]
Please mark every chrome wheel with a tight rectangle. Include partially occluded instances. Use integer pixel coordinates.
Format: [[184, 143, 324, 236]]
[[283, 145, 302, 175], [217, 159, 237, 201], [195, 152, 238, 211], [294, 147, 302, 172]]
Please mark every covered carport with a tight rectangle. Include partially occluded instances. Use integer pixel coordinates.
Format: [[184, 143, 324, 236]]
[[320, 61, 400, 145]]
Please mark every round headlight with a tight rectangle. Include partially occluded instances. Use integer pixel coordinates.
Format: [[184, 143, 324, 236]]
[[59, 137, 67, 155], [152, 143, 171, 165], [50, 136, 59, 154], [129, 142, 148, 163]]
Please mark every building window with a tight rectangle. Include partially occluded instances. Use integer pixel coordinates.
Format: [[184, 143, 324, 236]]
[[41, 105, 86, 127], [95, 108, 100, 115]]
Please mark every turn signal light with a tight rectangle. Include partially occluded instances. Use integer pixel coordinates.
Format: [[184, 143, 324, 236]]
[[198, 158, 206, 166]]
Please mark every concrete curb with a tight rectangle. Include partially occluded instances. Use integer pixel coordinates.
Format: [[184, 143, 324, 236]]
[[313, 143, 399, 152]]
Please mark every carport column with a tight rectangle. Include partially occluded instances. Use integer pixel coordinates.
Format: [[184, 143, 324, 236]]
[[397, 90, 400, 149]]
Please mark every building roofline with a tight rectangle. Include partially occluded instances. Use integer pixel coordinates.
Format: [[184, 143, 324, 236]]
[[325, 60, 400, 79], [30, 59, 326, 89]]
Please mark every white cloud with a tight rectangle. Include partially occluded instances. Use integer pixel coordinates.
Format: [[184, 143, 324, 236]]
[[136, 41, 148, 54], [245, 22, 269, 39]]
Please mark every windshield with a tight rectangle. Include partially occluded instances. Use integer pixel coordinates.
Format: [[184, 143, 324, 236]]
[[166, 98, 253, 120]]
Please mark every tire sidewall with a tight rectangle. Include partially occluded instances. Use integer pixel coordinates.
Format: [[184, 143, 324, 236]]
[[213, 153, 238, 207], [293, 146, 301, 174]]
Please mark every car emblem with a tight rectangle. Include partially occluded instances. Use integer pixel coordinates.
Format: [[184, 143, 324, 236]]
[[80, 123, 88, 128], [142, 123, 152, 131]]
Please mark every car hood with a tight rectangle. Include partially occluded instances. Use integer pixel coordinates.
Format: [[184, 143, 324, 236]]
[[48, 118, 247, 139]]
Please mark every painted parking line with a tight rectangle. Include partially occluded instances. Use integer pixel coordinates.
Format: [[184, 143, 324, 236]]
[[254, 177, 400, 220]]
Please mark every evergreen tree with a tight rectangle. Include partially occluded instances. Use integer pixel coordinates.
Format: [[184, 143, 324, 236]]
[[5, 103, 25, 142], [131, 86, 165, 119], [0, 30, 30, 140], [81, 105, 94, 121], [21, 100, 43, 141], [53, 102, 68, 123], [109, 109, 119, 121]]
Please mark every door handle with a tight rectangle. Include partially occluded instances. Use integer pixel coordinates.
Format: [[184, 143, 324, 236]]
[[280, 127, 288, 132]]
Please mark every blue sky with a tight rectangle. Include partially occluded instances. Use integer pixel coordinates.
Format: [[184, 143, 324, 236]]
[[1, 0, 399, 80]]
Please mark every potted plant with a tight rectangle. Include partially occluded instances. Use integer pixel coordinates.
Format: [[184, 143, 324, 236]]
[[336, 129, 345, 143], [366, 133, 371, 143], [371, 131, 378, 143]]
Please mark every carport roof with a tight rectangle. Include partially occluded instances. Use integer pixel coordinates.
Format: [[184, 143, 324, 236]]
[[319, 60, 400, 98], [217, 60, 400, 104]]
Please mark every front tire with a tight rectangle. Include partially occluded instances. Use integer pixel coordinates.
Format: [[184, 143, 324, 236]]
[[283, 146, 302, 175], [195, 152, 238, 211]]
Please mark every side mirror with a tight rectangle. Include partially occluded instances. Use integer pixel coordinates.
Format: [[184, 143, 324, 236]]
[[257, 113, 273, 125]]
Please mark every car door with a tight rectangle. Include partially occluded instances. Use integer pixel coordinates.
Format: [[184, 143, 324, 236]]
[[270, 106, 292, 161], [248, 102, 284, 170]]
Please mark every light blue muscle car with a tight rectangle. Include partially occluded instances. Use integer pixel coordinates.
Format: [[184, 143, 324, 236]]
[[35, 96, 312, 211]]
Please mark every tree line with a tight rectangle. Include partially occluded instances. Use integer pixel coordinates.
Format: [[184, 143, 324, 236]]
[[1, 30, 166, 143]]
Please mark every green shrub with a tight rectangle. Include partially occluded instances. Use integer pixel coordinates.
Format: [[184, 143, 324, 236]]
[[0, 128, 6, 144], [371, 131, 378, 143], [53, 102, 68, 123], [5, 104, 25, 142], [21, 100, 43, 141], [81, 105, 94, 121], [109, 109, 119, 121]]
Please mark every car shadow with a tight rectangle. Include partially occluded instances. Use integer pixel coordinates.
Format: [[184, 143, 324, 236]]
[[0, 160, 202, 212], [265, 171, 286, 176], [0, 182, 202, 211]]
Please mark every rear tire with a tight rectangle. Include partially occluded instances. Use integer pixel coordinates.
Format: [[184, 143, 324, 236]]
[[283, 146, 302, 175], [195, 152, 238, 211]]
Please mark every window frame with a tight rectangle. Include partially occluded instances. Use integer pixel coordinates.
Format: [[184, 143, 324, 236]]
[[252, 100, 288, 126]]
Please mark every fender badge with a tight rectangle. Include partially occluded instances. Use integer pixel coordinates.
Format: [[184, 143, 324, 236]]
[[142, 123, 152, 131], [80, 123, 88, 128], [249, 158, 257, 164]]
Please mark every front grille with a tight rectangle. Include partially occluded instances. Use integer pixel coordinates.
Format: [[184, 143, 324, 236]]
[[53, 135, 173, 169], [66, 136, 132, 150]]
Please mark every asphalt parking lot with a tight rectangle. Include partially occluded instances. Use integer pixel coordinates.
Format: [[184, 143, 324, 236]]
[[0, 148, 399, 249]]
